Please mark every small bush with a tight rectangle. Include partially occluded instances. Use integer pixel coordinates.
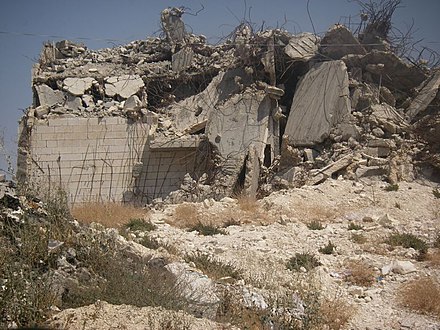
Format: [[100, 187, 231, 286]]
[[348, 222, 363, 230], [433, 188, 440, 199], [345, 261, 375, 287], [172, 204, 199, 228], [399, 277, 440, 318], [236, 194, 259, 212], [384, 184, 399, 191], [351, 233, 368, 244], [319, 241, 336, 255], [140, 235, 161, 250], [386, 232, 428, 259], [307, 220, 325, 230], [124, 218, 156, 232], [185, 252, 242, 280], [286, 253, 320, 272], [188, 222, 226, 236], [319, 297, 354, 330]]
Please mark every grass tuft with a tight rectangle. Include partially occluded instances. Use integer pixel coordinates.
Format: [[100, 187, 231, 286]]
[[399, 277, 440, 318], [319, 241, 336, 255], [384, 184, 399, 191], [188, 222, 226, 236], [185, 252, 242, 280], [348, 222, 363, 230], [307, 220, 325, 230], [345, 261, 375, 287], [286, 252, 320, 272], [385, 232, 428, 259]]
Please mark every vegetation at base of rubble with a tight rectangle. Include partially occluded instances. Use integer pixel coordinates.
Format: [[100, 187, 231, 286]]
[[123, 218, 156, 232], [433, 188, 440, 199], [306, 220, 325, 230], [348, 222, 364, 230], [222, 217, 241, 228], [351, 233, 368, 244], [286, 253, 321, 272], [319, 241, 336, 255], [0, 187, 72, 327], [71, 201, 146, 228], [399, 277, 440, 318], [188, 222, 227, 236], [319, 296, 354, 330], [345, 261, 375, 287], [184, 252, 242, 281], [384, 183, 399, 191], [385, 232, 428, 259]]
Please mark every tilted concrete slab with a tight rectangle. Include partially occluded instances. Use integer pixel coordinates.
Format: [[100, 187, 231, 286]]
[[284, 60, 351, 146], [35, 84, 65, 107], [284, 33, 319, 61], [406, 69, 440, 122], [170, 68, 253, 133], [63, 77, 94, 96], [105, 75, 145, 99], [320, 25, 366, 59], [206, 88, 272, 195]]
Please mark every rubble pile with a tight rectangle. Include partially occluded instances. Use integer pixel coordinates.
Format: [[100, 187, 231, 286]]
[[21, 7, 439, 204]]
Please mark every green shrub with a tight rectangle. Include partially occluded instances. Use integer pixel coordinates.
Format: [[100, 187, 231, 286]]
[[319, 241, 336, 255], [347, 222, 363, 230], [140, 235, 161, 250], [386, 232, 428, 259], [286, 253, 321, 272], [307, 220, 325, 230], [188, 222, 226, 236], [384, 184, 399, 191], [124, 218, 156, 232], [185, 252, 242, 280]]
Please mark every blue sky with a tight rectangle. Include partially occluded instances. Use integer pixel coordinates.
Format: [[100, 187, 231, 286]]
[[1, 0, 439, 177]]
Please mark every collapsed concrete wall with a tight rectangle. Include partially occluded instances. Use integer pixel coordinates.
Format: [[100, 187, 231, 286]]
[[17, 8, 439, 204]]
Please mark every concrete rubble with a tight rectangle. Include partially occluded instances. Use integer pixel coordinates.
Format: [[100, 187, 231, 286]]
[[17, 8, 439, 205]]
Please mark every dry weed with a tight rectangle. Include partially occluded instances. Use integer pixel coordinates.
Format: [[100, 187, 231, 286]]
[[399, 277, 440, 318], [236, 194, 259, 212], [345, 261, 375, 287], [319, 297, 354, 330], [71, 202, 146, 228], [428, 249, 440, 267], [171, 203, 199, 228]]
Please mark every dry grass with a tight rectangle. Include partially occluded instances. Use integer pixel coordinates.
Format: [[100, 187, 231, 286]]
[[319, 297, 354, 330], [428, 249, 440, 267], [171, 203, 199, 228], [345, 261, 375, 287], [236, 194, 259, 212], [399, 277, 440, 318], [71, 202, 146, 228]]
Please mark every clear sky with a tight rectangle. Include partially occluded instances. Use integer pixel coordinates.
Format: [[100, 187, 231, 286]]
[[1, 0, 439, 178]]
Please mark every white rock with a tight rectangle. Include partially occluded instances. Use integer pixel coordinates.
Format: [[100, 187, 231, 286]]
[[381, 260, 416, 275]]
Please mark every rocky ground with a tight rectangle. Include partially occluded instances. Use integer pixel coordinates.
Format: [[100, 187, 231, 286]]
[[41, 177, 440, 330]]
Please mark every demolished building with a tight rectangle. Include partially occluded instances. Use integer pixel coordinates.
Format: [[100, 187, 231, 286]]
[[17, 8, 439, 205]]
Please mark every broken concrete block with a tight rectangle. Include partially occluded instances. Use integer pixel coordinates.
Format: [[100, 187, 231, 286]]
[[381, 260, 416, 275], [105, 75, 145, 99], [63, 77, 94, 96], [64, 95, 83, 111], [123, 95, 142, 111], [35, 84, 64, 107], [34, 106, 50, 118], [161, 7, 186, 43], [284, 33, 319, 61], [343, 51, 427, 92], [284, 60, 351, 146], [172, 47, 194, 72], [81, 95, 95, 108], [406, 70, 440, 121], [308, 154, 353, 185], [355, 165, 387, 178], [320, 25, 366, 59]]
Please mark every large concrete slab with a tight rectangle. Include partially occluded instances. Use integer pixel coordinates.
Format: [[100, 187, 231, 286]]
[[284, 60, 351, 146], [406, 70, 440, 122], [35, 84, 64, 107], [206, 88, 272, 195]]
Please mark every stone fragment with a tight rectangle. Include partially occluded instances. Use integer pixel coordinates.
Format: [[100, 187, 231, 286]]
[[105, 75, 145, 99], [381, 260, 416, 275], [65, 95, 83, 111], [406, 69, 440, 121], [284, 33, 319, 61], [81, 95, 95, 108], [123, 95, 142, 111], [63, 77, 94, 96], [55, 40, 86, 58], [34, 106, 50, 118], [0, 173, 5, 182], [320, 25, 366, 59], [370, 103, 409, 134], [355, 166, 386, 178], [284, 60, 351, 146], [308, 154, 353, 185], [35, 84, 64, 107]]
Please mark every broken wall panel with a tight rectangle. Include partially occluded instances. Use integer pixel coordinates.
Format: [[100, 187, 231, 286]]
[[284, 60, 351, 147]]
